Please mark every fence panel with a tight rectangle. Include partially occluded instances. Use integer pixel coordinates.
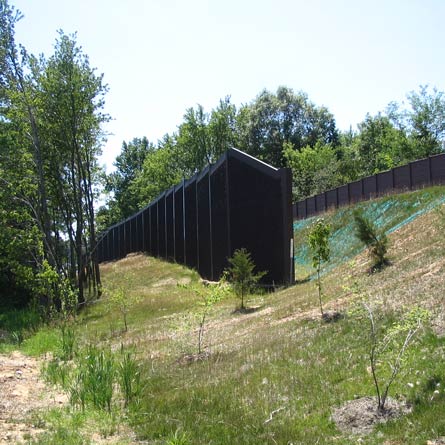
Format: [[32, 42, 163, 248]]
[[316, 194, 326, 213], [184, 178, 198, 270], [210, 161, 230, 280], [166, 189, 175, 261], [326, 189, 337, 209], [338, 184, 349, 206], [411, 158, 430, 188], [297, 200, 306, 219], [349, 180, 363, 203], [393, 164, 411, 189], [197, 169, 212, 280], [363, 175, 377, 199], [228, 153, 287, 284], [431, 153, 445, 183], [306, 196, 316, 215], [150, 201, 158, 257], [158, 196, 166, 258], [174, 184, 185, 264], [376, 170, 393, 195]]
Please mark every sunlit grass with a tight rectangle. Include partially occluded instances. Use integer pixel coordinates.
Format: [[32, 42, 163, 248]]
[[2, 186, 445, 444]]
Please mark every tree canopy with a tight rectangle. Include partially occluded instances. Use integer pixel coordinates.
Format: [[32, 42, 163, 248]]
[[0, 0, 108, 311]]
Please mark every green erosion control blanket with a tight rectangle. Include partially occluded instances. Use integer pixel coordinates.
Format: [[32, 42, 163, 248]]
[[293, 187, 445, 281]]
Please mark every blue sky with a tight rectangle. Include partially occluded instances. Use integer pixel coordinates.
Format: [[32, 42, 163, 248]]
[[12, 0, 445, 172]]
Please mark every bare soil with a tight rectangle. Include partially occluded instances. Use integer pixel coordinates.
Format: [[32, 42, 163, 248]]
[[0, 351, 67, 444], [0, 352, 139, 444], [331, 396, 411, 435]]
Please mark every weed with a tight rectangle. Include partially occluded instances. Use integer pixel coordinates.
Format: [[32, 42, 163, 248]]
[[70, 346, 115, 412], [118, 345, 143, 408], [60, 324, 76, 360], [43, 358, 71, 388], [165, 429, 190, 445]]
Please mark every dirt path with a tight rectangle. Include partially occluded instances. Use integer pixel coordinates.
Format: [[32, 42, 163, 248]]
[[0, 351, 67, 444]]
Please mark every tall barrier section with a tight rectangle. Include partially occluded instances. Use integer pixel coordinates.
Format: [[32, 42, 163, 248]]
[[98, 148, 294, 285]]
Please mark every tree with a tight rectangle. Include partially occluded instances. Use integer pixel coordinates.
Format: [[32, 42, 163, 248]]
[[130, 135, 184, 207], [308, 218, 331, 317], [236, 86, 339, 167], [283, 141, 341, 200], [106, 271, 141, 332], [208, 96, 238, 157], [407, 85, 445, 157], [362, 304, 429, 412], [353, 211, 388, 270], [38, 31, 109, 303], [225, 248, 266, 311], [105, 137, 154, 224], [192, 283, 228, 354], [176, 104, 212, 174], [0, 0, 108, 310], [355, 113, 410, 177]]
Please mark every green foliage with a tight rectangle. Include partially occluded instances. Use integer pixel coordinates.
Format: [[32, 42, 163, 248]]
[[60, 324, 76, 361], [225, 248, 266, 310], [308, 218, 331, 316], [102, 137, 155, 226], [236, 86, 339, 167], [70, 346, 115, 412], [130, 136, 184, 206], [406, 85, 445, 158], [192, 282, 229, 354], [118, 345, 143, 408], [165, 429, 191, 445], [284, 141, 341, 200], [360, 304, 430, 411], [106, 272, 142, 332], [353, 210, 389, 270], [1, 7, 106, 310], [354, 113, 411, 177]]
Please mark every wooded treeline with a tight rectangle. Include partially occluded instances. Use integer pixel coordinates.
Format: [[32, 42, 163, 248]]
[[100, 85, 445, 231], [0, 0, 108, 311]]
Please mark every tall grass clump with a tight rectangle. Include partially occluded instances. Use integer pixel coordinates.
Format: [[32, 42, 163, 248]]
[[70, 346, 115, 412], [118, 345, 143, 407], [60, 324, 76, 360]]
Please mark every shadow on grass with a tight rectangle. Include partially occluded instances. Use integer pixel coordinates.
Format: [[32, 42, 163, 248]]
[[231, 305, 264, 315]]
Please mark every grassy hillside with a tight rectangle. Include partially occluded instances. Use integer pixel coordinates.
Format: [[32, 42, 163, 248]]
[[2, 186, 445, 445]]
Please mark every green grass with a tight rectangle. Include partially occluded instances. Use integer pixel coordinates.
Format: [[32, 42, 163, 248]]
[[1, 186, 445, 444]]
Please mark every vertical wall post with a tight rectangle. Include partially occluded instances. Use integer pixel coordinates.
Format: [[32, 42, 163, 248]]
[[207, 169, 214, 281], [280, 167, 294, 284], [182, 179, 186, 265], [225, 153, 232, 258]]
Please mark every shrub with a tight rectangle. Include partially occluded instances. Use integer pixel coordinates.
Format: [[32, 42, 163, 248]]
[[362, 304, 429, 412], [225, 248, 266, 310], [353, 211, 388, 270], [308, 218, 331, 317]]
